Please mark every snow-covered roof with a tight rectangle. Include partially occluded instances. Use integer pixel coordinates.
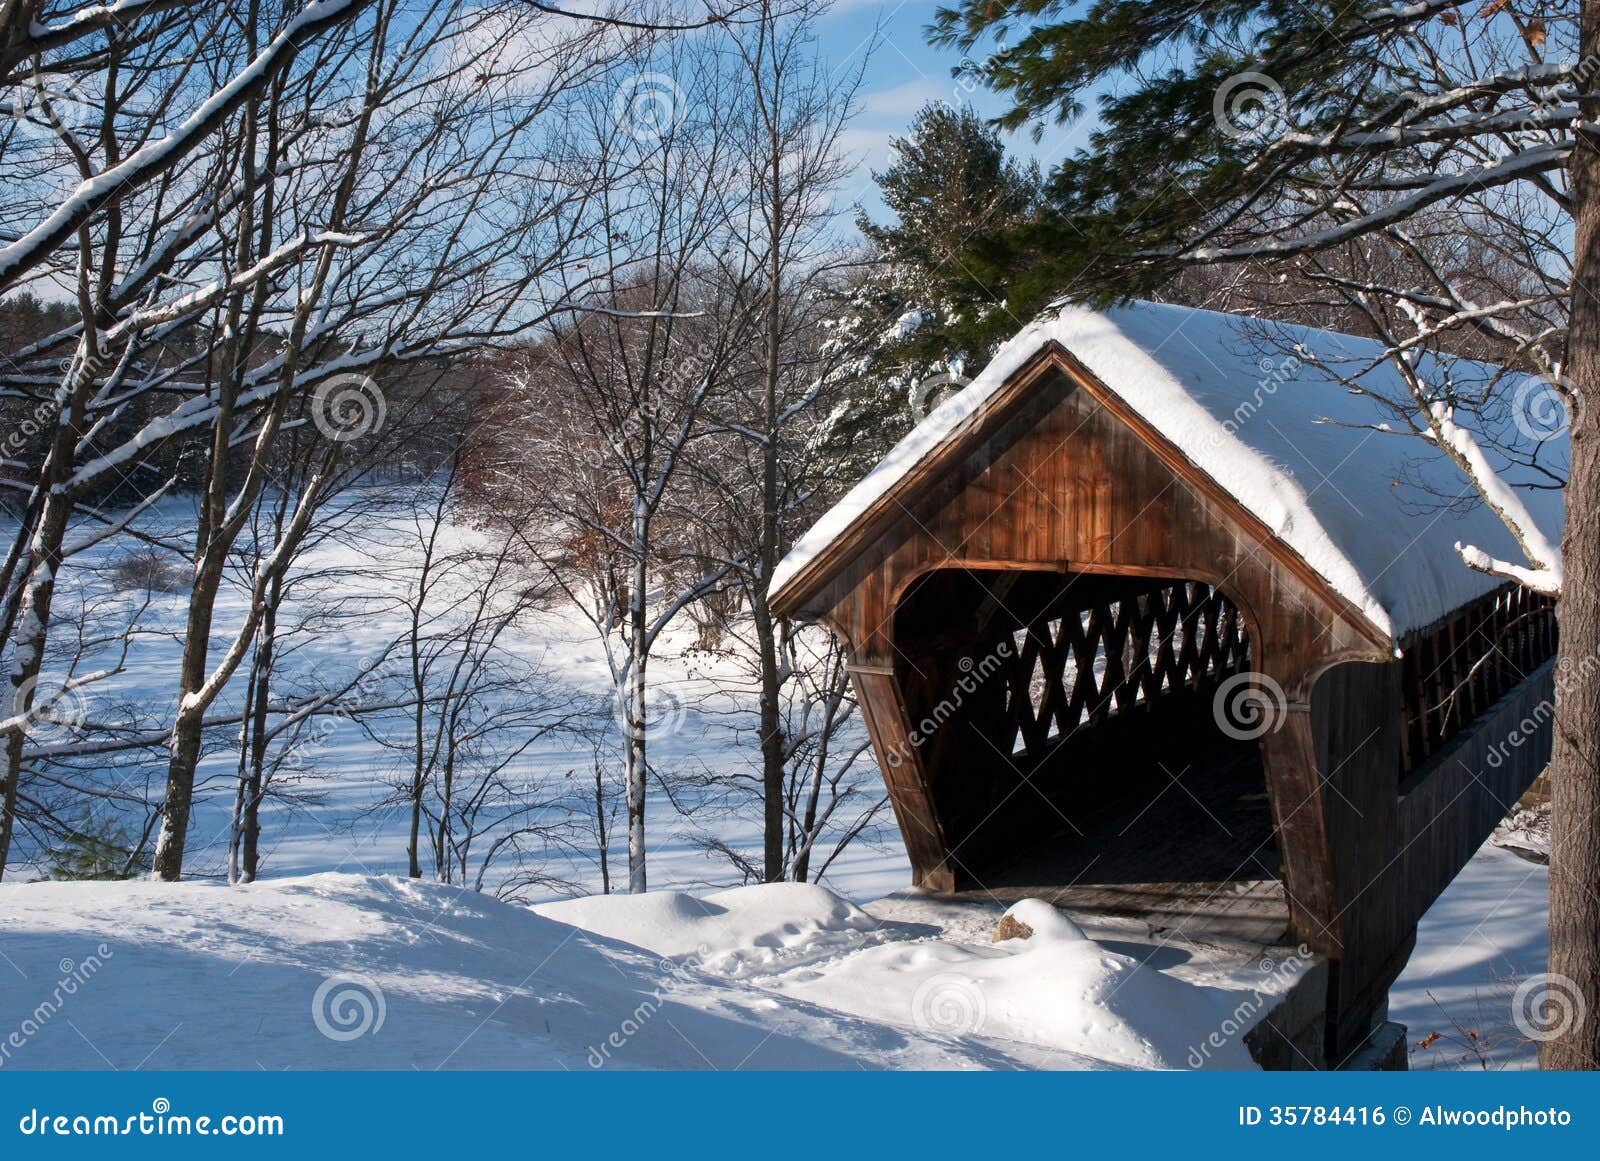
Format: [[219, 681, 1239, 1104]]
[[773, 301, 1565, 641]]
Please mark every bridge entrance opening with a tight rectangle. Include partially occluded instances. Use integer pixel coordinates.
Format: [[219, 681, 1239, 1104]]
[[893, 567, 1287, 943]]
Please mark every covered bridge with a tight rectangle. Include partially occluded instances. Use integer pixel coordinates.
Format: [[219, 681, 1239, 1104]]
[[770, 302, 1563, 1064]]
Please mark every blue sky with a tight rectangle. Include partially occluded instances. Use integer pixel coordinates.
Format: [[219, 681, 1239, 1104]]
[[815, 0, 1096, 224]]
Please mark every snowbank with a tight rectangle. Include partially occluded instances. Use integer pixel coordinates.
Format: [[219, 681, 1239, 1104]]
[[542, 889, 1259, 1070], [1391, 842, 1550, 1070], [534, 882, 885, 977], [5, 852, 1547, 1073], [2, 874, 1266, 1071]]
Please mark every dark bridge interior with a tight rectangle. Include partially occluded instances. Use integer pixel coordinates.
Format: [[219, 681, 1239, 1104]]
[[893, 568, 1288, 943]]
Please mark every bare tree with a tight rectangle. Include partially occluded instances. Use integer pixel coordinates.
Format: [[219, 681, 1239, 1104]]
[[614, 0, 881, 884], [0, 0, 621, 879], [476, 36, 747, 893], [360, 457, 595, 894]]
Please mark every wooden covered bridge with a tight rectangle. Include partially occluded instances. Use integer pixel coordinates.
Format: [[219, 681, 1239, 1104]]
[[770, 302, 1563, 1067]]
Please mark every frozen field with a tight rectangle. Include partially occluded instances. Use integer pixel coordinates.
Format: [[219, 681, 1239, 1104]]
[[5, 489, 905, 900]]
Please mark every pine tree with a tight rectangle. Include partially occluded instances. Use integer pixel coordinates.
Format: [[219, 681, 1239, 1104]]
[[825, 102, 1040, 470]]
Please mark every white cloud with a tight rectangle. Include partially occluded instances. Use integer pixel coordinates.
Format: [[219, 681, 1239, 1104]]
[[860, 76, 948, 118]]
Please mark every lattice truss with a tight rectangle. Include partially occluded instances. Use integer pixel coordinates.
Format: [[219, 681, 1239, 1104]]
[[1399, 583, 1558, 776], [1003, 580, 1251, 757]]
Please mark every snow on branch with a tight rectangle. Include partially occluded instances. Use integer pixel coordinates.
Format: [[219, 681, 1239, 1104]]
[[1426, 399, 1564, 594], [1182, 144, 1571, 264], [0, 0, 374, 292], [1454, 542, 1561, 596]]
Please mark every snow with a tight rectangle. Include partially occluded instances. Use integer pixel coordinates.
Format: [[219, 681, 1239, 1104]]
[[538, 887, 1267, 1069], [1391, 843, 1550, 1070], [0, 873, 979, 1071], [534, 882, 884, 965], [1, 874, 1272, 1071], [2, 490, 906, 899], [0, 838, 1554, 1071], [0, 489, 1558, 1073], [771, 301, 1565, 640]]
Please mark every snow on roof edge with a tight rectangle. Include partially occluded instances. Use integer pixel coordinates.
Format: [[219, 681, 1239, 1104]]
[[772, 301, 1564, 642]]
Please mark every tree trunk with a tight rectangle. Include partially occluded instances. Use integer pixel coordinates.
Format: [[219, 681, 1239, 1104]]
[[792, 658, 838, 883], [1541, 0, 1600, 1070], [626, 530, 649, 894], [756, 609, 784, 881], [227, 654, 257, 885], [240, 585, 278, 883], [0, 391, 87, 879], [594, 758, 611, 894], [406, 584, 427, 879], [758, 96, 786, 882], [152, 505, 233, 880]]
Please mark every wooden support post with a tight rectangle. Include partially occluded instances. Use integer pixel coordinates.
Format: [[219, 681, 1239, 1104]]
[[847, 661, 956, 892]]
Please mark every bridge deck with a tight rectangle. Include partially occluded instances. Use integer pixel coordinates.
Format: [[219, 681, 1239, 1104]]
[[944, 733, 1290, 946]]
